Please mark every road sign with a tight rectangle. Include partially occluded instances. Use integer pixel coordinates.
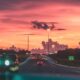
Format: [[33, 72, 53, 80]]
[[68, 56, 75, 61]]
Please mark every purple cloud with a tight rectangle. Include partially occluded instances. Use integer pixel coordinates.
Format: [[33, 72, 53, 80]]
[[0, 0, 80, 10]]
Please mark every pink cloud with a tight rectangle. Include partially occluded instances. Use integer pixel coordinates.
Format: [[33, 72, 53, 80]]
[[0, 2, 80, 49]]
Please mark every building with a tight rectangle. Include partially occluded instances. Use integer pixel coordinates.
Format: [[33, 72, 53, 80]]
[[31, 39, 68, 54]]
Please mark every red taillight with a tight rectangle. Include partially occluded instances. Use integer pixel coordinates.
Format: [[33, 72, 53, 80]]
[[37, 61, 44, 65]]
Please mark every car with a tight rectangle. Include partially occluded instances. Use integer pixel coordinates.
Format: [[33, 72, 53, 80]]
[[37, 60, 45, 66]]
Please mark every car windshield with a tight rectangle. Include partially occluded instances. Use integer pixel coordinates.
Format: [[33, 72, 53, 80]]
[[0, 0, 80, 80]]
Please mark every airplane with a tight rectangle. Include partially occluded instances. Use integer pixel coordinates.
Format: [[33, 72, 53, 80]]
[[31, 21, 57, 30], [31, 21, 66, 31]]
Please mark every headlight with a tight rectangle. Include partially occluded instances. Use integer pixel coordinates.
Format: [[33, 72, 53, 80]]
[[9, 66, 19, 72], [4, 60, 10, 66]]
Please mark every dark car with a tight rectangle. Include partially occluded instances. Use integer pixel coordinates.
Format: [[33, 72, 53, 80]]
[[37, 59, 45, 66]]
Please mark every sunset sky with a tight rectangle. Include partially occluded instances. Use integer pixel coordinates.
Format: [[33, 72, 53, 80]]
[[0, 0, 80, 49]]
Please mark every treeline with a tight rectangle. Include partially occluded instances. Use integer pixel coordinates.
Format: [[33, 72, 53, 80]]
[[48, 48, 80, 67], [0, 49, 30, 63]]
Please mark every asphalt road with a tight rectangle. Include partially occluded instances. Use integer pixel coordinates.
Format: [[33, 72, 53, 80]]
[[18, 56, 80, 75], [1, 56, 80, 80]]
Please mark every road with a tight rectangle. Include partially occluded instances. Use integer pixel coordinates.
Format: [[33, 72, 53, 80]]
[[1, 55, 80, 80], [18, 55, 80, 75]]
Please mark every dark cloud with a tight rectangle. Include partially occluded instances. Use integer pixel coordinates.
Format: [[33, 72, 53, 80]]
[[0, 18, 29, 24], [0, 0, 25, 3], [0, 4, 13, 10], [0, 0, 80, 10], [0, 0, 45, 10], [5, 14, 55, 18], [0, 0, 79, 4]]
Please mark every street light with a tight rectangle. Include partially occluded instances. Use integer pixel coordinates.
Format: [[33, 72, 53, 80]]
[[23, 34, 36, 51], [47, 28, 50, 54], [47, 28, 50, 40]]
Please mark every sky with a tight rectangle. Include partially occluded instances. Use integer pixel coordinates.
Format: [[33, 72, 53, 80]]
[[0, 0, 80, 49]]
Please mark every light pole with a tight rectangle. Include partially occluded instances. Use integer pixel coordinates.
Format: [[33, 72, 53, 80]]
[[27, 34, 29, 50], [47, 28, 50, 54], [23, 34, 35, 51]]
